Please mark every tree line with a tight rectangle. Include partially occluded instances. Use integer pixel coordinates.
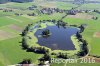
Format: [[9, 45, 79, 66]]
[[76, 25, 89, 57]]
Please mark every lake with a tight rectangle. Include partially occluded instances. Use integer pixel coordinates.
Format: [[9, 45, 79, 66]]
[[35, 25, 79, 50]]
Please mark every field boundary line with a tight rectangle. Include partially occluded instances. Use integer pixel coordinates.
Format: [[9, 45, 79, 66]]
[[6, 16, 23, 23]]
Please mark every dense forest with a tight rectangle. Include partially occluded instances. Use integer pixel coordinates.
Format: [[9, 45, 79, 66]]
[[0, 0, 33, 4]]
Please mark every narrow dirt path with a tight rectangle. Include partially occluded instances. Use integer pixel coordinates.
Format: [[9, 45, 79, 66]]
[[60, 4, 83, 21], [6, 16, 23, 23]]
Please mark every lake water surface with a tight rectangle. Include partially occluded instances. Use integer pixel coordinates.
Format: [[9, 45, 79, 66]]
[[35, 26, 79, 50]]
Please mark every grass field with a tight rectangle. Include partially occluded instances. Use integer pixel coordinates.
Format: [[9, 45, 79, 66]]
[[63, 15, 100, 55], [0, 1, 100, 66], [77, 3, 100, 10], [0, 15, 43, 65]]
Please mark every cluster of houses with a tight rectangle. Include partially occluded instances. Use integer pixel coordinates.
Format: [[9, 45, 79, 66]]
[[40, 8, 65, 15], [40, 7, 79, 15], [39, 7, 95, 15], [3, 9, 13, 12], [28, 5, 37, 10]]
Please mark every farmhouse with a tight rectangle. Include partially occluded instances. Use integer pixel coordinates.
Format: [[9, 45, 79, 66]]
[[67, 10, 77, 15]]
